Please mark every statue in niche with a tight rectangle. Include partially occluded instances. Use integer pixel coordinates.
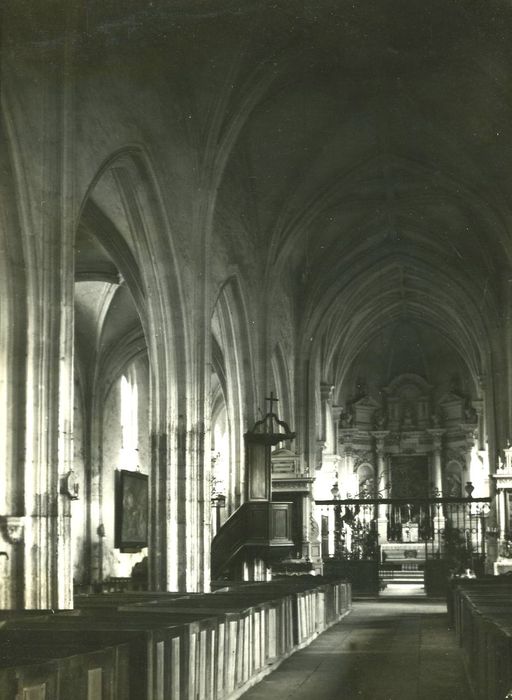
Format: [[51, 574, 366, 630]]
[[373, 409, 387, 429], [340, 410, 353, 428], [354, 375, 368, 399], [431, 412, 441, 428], [359, 476, 374, 497], [450, 373, 462, 395], [444, 473, 462, 497], [402, 407, 415, 429], [464, 406, 477, 424]]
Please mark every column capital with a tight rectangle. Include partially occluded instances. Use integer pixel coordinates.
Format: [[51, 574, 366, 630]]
[[332, 405, 343, 421], [460, 426, 478, 446], [426, 428, 446, 438], [1, 516, 25, 544], [371, 430, 390, 440], [426, 428, 446, 449], [320, 382, 334, 402], [338, 428, 358, 444], [427, 428, 446, 452], [371, 430, 390, 452]]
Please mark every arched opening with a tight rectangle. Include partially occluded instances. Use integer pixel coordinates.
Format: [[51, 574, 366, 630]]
[[73, 212, 150, 591], [211, 277, 256, 516], [210, 335, 230, 536], [73, 147, 189, 592]]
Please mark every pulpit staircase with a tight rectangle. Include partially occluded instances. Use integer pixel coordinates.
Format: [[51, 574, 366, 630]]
[[211, 394, 297, 583], [211, 500, 295, 580]]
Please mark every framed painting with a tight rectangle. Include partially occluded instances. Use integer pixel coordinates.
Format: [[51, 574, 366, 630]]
[[115, 469, 148, 550]]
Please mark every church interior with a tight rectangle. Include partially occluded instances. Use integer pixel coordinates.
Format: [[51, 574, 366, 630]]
[[2, 1, 512, 698]]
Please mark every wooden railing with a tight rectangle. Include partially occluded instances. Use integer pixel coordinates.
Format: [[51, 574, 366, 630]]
[[211, 501, 294, 580]]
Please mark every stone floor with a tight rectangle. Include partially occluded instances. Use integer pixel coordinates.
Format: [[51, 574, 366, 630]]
[[242, 599, 471, 700]]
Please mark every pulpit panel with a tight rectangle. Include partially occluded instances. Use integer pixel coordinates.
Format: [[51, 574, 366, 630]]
[[270, 503, 292, 541], [246, 443, 270, 501]]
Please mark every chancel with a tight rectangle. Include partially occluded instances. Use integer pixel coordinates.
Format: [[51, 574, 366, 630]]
[[1, 2, 512, 699]]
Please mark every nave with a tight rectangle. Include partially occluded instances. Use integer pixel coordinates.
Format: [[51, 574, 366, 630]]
[[3, 7, 512, 699], [242, 600, 470, 700]]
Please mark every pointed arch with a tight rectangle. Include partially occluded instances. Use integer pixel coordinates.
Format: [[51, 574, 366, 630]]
[[211, 274, 257, 511], [271, 342, 294, 429], [77, 144, 193, 591]]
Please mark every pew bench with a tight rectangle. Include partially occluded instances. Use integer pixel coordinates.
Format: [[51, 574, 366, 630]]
[[450, 578, 512, 700], [0, 637, 130, 700], [0, 579, 351, 700]]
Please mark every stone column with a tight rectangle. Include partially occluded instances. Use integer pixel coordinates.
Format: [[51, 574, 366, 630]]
[[332, 406, 343, 452], [371, 431, 390, 543], [338, 436, 357, 497], [496, 446, 512, 539], [1, 16, 77, 608], [427, 429, 446, 543], [472, 400, 484, 451], [318, 383, 335, 471], [498, 490, 508, 539], [427, 429, 446, 494], [0, 122, 28, 608]]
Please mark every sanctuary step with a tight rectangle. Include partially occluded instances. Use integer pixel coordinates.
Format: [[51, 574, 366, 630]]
[[381, 542, 426, 564], [380, 570, 424, 585], [0, 578, 351, 700], [381, 570, 424, 579]]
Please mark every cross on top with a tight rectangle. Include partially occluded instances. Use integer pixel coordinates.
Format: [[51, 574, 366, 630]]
[[265, 391, 279, 416]]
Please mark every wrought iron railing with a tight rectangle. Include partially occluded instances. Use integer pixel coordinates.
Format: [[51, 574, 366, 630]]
[[316, 496, 491, 570]]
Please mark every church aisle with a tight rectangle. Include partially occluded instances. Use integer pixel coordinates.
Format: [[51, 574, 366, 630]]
[[241, 600, 470, 700]]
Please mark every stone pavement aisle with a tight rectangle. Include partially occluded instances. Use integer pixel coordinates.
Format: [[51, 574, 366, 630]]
[[242, 600, 471, 700]]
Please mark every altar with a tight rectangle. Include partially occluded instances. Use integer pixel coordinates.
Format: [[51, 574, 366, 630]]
[[401, 521, 419, 543], [381, 542, 425, 566]]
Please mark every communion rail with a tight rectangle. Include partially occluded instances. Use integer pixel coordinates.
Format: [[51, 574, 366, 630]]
[[316, 495, 490, 596]]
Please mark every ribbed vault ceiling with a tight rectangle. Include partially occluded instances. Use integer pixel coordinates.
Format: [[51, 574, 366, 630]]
[[208, 0, 512, 381], [65, 0, 512, 387]]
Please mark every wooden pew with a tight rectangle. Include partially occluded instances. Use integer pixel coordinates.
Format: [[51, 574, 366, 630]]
[[0, 579, 351, 700], [450, 578, 512, 700], [0, 638, 130, 700]]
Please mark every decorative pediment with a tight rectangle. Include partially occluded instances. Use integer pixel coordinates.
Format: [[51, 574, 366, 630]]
[[271, 448, 299, 477], [437, 392, 465, 424], [383, 374, 432, 431], [384, 373, 432, 396], [349, 395, 380, 429], [351, 395, 380, 409], [438, 392, 465, 405], [272, 448, 297, 459]]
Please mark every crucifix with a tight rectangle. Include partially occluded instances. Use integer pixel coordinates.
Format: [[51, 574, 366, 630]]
[[265, 392, 279, 433], [244, 391, 295, 501], [265, 391, 279, 414]]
